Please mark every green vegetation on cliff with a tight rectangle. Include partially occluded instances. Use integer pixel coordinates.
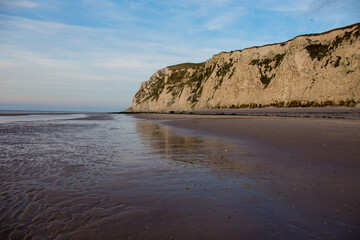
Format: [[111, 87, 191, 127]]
[[249, 52, 286, 88], [305, 43, 330, 61], [167, 62, 205, 70], [147, 75, 165, 101], [217, 99, 358, 109], [214, 59, 234, 90], [165, 63, 215, 106], [305, 24, 360, 62]]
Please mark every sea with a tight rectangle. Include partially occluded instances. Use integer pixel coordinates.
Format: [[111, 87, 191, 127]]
[[0, 113, 358, 239]]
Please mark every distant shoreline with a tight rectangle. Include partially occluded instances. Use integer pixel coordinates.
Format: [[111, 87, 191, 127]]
[[0, 112, 108, 117]]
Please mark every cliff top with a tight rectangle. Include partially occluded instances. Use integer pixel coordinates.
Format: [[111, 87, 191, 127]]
[[163, 22, 359, 71], [166, 62, 205, 70], [216, 22, 360, 55]]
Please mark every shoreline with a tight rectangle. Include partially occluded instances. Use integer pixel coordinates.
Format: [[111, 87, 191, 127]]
[[125, 106, 360, 119]]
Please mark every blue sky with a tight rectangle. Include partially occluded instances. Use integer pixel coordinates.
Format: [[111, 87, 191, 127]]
[[0, 0, 359, 112]]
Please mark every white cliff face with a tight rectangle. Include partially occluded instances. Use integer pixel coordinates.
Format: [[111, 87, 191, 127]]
[[129, 23, 360, 112]]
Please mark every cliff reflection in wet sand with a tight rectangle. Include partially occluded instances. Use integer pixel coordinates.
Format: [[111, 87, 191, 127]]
[[0, 114, 358, 239], [135, 119, 250, 169]]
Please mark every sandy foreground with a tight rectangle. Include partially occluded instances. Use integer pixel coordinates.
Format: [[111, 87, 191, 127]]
[[1, 112, 359, 239], [129, 113, 360, 238]]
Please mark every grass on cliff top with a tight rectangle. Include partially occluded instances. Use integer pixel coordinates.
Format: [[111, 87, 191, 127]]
[[167, 62, 205, 70]]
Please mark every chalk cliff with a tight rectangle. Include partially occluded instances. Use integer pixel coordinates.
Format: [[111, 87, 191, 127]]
[[129, 23, 360, 112]]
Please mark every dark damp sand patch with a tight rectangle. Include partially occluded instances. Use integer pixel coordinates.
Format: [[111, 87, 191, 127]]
[[130, 113, 360, 238]]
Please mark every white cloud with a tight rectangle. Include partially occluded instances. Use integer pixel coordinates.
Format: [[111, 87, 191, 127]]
[[255, 0, 312, 13], [0, 0, 40, 8], [204, 7, 247, 31], [102, 59, 160, 69], [205, 16, 232, 30], [270, 6, 308, 12]]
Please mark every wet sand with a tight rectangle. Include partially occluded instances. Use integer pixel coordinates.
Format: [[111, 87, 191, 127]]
[[1, 113, 359, 239], [131, 113, 360, 238]]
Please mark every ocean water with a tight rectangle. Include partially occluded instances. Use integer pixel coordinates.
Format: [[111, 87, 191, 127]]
[[0, 114, 357, 239], [0, 114, 87, 123], [0, 110, 89, 113]]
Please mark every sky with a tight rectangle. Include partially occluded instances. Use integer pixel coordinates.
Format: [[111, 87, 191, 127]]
[[0, 0, 359, 112]]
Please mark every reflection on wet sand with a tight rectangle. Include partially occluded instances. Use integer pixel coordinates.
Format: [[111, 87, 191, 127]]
[[135, 119, 254, 169]]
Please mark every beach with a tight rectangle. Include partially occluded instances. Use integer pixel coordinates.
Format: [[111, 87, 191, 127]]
[[0, 113, 359, 239], [131, 113, 360, 238]]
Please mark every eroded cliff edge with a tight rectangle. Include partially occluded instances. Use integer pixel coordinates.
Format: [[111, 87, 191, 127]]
[[129, 23, 360, 112]]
